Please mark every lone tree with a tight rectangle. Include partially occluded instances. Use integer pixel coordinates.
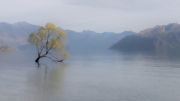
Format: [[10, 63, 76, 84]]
[[28, 23, 70, 63]]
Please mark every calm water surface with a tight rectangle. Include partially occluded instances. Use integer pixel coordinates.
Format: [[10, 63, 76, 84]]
[[0, 50, 180, 101]]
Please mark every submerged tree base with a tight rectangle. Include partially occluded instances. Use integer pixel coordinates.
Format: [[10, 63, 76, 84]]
[[35, 57, 41, 63]]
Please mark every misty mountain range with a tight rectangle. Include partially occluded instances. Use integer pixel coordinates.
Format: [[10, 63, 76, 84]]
[[2, 22, 180, 53], [0, 22, 39, 47], [111, 23, 180, 53], [65, 30, 135, 51], [0, 22, 135, 51]]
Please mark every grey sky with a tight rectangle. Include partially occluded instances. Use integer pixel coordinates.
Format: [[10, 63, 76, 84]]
[[0, 0, 180, 33]]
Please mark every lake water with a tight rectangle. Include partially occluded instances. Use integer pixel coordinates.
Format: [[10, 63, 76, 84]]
[[0, 50, 180, 101]]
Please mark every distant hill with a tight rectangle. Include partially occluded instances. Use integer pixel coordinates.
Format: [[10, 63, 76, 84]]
[[0, 22, 136, 51], [65, 30, 135, 51], [0, 22, 39, 47], [0, 45, 15, 51], [110, 23, 180, 52]]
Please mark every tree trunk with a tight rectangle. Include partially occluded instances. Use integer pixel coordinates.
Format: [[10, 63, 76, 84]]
[[35, 56, 41, 63]]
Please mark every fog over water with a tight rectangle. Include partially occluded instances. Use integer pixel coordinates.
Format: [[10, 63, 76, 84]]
[[0, 50, 180, 101]]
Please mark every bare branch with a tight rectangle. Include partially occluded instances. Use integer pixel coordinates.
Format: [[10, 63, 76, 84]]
[[36, 45, 40, 56], [48, 53, 58, 59], [46, 29, 52, 51], [46, 42, 54, 55], [39, 40, 45, 55], [45, 56, 63, 62], [46, 56, 56, 62]]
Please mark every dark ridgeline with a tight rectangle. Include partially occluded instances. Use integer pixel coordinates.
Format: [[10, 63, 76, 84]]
[[110, 23, 180, 53], [110, 35, 157, 52]]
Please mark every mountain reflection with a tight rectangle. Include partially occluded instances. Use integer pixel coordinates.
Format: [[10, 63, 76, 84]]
[[113, 49, 180, 62]]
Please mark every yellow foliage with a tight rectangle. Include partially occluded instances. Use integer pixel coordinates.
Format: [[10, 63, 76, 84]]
[[48, 38, 64, 50], [34, 37, 40, 45], [37, 27, 47, 40], [56, 29, 66, 40], [60, 52, 70, 59], [28, 22, 67, 50], [45, 23, 57, 31], [28, 22, 70, 61], [45, 23, 66, 40], [28, 32, 40, 45]]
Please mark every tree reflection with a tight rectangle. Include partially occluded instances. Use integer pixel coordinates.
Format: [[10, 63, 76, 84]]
[[26, 63, 69, 101]]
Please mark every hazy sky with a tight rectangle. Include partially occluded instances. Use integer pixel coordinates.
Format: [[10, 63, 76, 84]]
[[0, 0, 180, 33]]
